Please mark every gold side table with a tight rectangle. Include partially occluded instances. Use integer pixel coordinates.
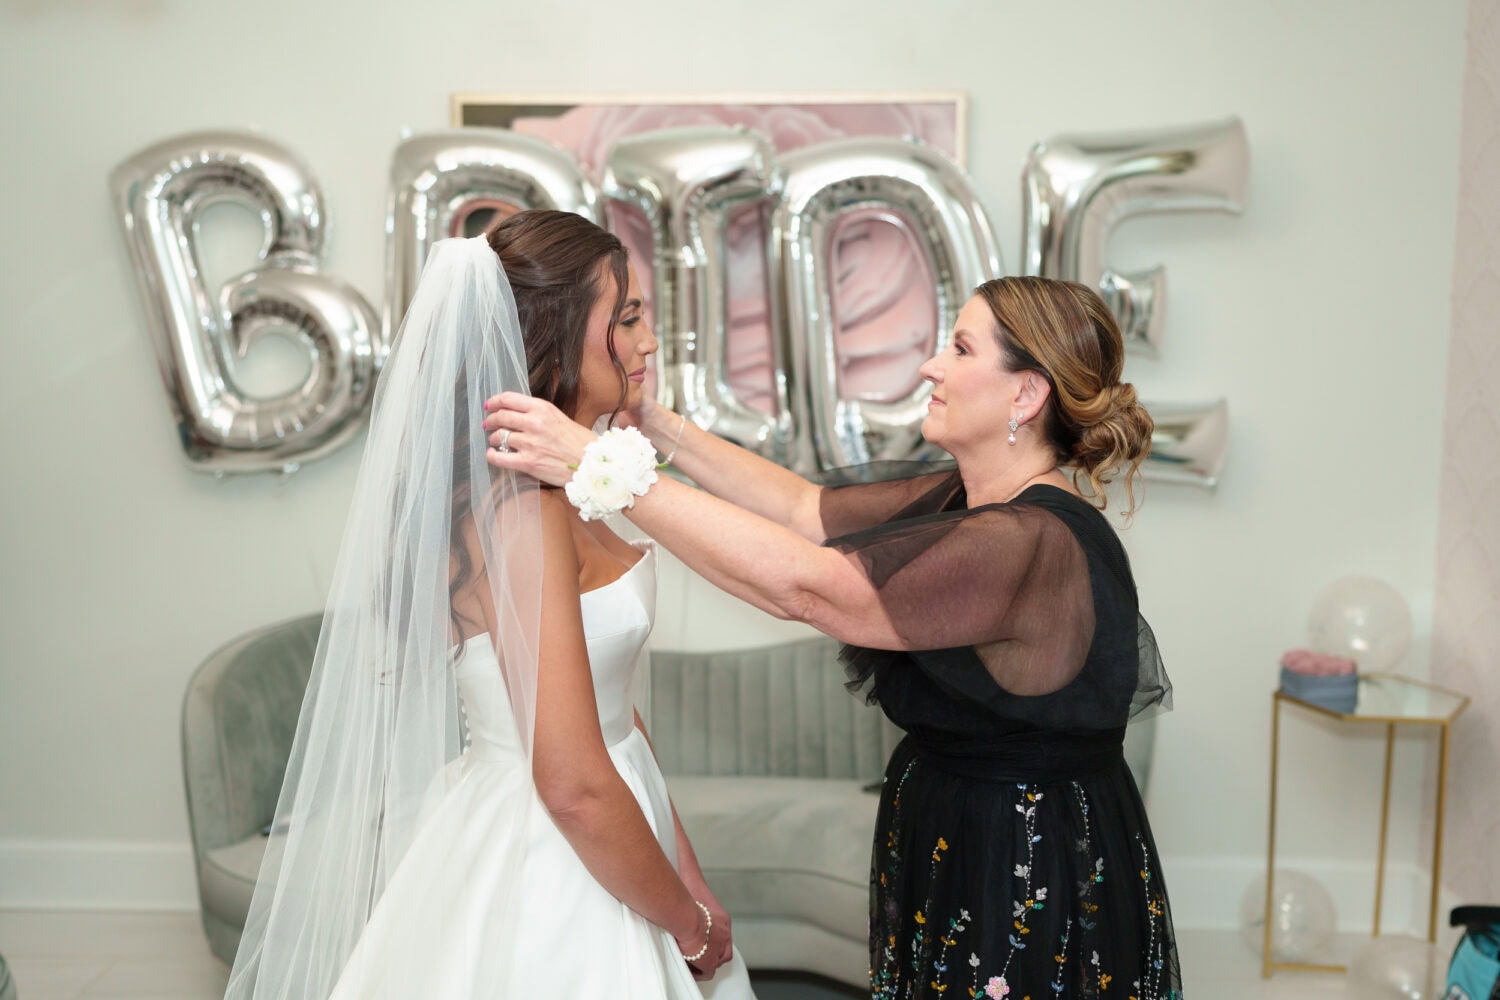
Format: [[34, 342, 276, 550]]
[[1262, 673, 1469, 978]]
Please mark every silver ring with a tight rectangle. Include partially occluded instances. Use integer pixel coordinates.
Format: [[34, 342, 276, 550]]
[[498, 429, 511, 452]]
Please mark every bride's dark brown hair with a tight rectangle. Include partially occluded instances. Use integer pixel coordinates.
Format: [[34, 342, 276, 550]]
[[450, 210, 633, 641], [487, 209, 631, 420]]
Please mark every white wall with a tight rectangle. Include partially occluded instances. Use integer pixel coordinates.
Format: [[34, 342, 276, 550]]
[[0, 0, 1468, 929]]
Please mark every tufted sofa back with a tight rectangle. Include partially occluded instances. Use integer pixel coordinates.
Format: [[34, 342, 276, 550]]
[[645, 638, 903, 781], [645, 636, 1157, 795]]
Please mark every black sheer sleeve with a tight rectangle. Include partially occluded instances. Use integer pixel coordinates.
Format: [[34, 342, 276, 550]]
[[817, 467, 961, 540], [828, 501, 1094, 698], [827, 485, 1171, 731]]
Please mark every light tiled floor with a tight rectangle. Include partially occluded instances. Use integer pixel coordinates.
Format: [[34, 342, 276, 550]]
[[0, 911, 230, 1000], [0, 909, 1449, 999]]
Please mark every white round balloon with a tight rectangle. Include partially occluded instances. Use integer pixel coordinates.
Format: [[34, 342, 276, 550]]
[[1349, 935, 1447, 999], [1307, 576, 1412, 672], [1238, 870, 1336, 963]]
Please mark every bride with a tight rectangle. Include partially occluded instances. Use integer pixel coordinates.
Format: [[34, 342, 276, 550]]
[[224, 210, 755, 998]]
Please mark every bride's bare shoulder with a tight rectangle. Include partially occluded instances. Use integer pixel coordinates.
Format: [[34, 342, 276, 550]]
[[537, 488, 576, 536]]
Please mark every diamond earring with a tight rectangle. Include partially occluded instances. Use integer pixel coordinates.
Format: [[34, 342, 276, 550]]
[[1007, 417, 1019, 445]]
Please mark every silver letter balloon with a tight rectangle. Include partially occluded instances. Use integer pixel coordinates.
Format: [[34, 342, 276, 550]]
[[115, 118, 1248, 484], [384, 129, 603, 346], [1021, 117, 1248, 356], [771, 137, 1003, 474], [602, 126, 789, 463], [111, 131, 379, 474], [1023, 117, 1248, 487]]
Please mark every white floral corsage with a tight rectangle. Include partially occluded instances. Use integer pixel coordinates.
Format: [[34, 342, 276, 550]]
[[564, 426, 660, 522]]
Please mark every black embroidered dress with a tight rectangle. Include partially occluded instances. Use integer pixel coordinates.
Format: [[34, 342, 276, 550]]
[[821, 470, 1182, 1000]]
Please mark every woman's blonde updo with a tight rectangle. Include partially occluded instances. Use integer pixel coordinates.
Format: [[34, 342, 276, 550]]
[[974, 276, 1154, 512]]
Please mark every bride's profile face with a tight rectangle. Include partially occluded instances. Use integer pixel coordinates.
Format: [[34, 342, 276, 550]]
[[574, 262, 655, 425]]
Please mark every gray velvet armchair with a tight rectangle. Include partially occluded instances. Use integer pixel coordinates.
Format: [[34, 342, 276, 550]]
[[180, 613, 321, 965]]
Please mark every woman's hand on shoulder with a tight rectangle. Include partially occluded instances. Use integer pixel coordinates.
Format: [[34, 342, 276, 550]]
[[483, 391, 595, 488]]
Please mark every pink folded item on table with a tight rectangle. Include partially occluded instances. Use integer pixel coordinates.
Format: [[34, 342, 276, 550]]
[[1280, 648, 1358, 676]]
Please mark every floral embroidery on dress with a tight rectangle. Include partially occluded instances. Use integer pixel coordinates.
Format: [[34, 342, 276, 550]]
[[1131, 833, 1176, 1000], [871, 758, 917, 998], [871, 767, 1181, 1000]]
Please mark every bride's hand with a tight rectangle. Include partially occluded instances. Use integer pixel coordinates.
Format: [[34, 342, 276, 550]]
[[682, 875, 734, 979], [482, 392, 593, 487], [695, 910, 733, 979], [677, 900, 733, 980]]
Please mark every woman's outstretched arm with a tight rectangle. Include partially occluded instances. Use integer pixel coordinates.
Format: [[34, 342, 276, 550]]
[[622, 475, 902, 647], [484, 394, 900, 648], [487, 395, 1077, 694], [517, 394, 830, 544], [523, 492, 729, 972]]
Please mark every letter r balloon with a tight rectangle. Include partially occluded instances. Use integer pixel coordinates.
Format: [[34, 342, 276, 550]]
[[384, 129, 605, 350]]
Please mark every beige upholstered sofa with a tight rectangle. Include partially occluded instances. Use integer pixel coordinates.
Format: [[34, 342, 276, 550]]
[[182, 617, 1156, 986]]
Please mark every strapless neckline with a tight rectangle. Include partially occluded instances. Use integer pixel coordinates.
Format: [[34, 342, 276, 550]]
[[454, 540, 655, 652], [579, 539, 655, 602]]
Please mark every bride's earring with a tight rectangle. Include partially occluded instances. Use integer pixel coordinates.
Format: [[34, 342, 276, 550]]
[[1007, 417, 1019, 445]]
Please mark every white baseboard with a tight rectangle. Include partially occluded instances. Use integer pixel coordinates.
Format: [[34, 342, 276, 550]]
[[0, 839, 1462, 937], [0, 839, 198, 910]]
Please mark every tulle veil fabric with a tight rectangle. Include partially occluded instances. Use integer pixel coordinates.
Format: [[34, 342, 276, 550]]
[[223, 236, 543, 999]]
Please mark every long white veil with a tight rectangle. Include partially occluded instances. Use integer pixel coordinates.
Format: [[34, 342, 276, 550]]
[[224, 235, 542, 998]]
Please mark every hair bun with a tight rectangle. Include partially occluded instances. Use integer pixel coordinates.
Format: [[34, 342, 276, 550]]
[[1069, 382, 1153, 507]]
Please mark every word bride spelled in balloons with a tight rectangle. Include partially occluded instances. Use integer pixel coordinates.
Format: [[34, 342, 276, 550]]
[[112, 116, 1247, 480]]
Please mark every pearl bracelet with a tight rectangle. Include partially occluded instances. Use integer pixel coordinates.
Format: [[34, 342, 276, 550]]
[[681, 900, 712, 962]]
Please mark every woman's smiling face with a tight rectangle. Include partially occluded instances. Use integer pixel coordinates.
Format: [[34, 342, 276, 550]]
[[918, 294, 1024, 454]]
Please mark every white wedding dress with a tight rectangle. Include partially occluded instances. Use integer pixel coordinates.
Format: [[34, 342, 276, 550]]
[[329, 541, 755, 998]]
